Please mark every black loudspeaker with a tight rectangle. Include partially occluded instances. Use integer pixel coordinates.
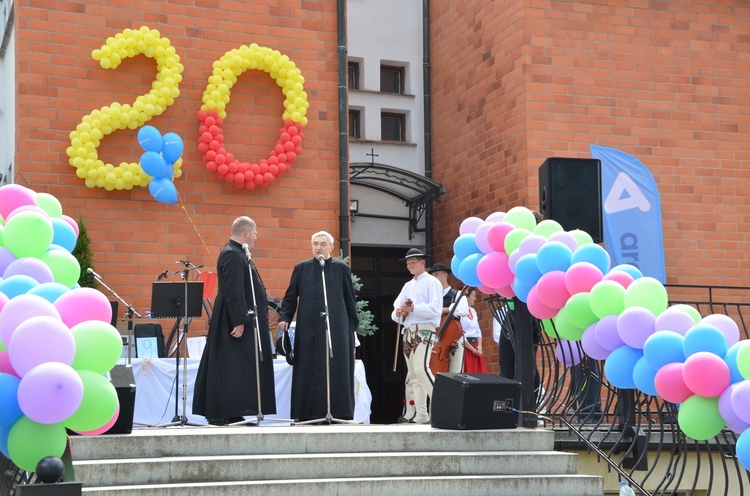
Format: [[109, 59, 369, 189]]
[[104, 365, 136, 435], [431, 373, 521, 430], [134, 323, 165, 358], [539, 157, 603, 243]]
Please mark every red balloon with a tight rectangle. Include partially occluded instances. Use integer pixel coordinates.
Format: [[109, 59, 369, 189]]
[[225, 153, 234, 163], [280, 132, 291, 142], [291, 135, 302, 146], [227, 162, 237, 174], [204, 115, 215, 127], [199, 125, 208, 134], [208, 140, 220, 151], [286, 151, 296, 162], [250, 163, 260, 174], [288, 125, 299, 136], [263, 172, 275, 183], [243, 171, 253, 182], [234, 173, 244, 184], [208, 125, 220, 135], [206, 161, 217, 172], [197, 110, 208, 120], [283, 141, 294, 152], [237, 163, 248, 173], [244, 181, 256, 190], [268, 164, 279, 175], [253, 174, 264, 185], [259, 163, 268, 174], [274, 144, 285, 155], [215, 133, 224, 143], [277, 153, 287, 163], [197, 142, 209, 154], [200, 132, 213, 143], [216, 164, 228, 175], [214, 153, 226, 165], [224, 172, 235, 183], [268, 156, 279, 165], [278, 162, 288, 173]]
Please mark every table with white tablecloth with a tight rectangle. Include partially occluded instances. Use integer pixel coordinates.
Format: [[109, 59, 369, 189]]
[[118, 358, 371, 426]]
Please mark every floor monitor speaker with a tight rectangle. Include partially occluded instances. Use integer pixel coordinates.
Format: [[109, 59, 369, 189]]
[[431, 373, 521, 430], [104, 364, 136, 435]]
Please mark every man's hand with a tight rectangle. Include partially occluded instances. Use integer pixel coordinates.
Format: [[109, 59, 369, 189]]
[[230, 324, 244, 338], [277, 321, 289, 332]]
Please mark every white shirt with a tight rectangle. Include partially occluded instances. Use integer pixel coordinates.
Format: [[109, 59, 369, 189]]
[[391, 272, 443, 328], [460, 307, 482, 339], [444, 287, 469, 318]]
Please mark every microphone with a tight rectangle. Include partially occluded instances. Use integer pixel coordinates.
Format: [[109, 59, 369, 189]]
[[156, 270, 169, 281], [242, 243, 252, 261], [174, 261, 204, 269], [86, 267, 103, 279], [316, 253, 325, 268]]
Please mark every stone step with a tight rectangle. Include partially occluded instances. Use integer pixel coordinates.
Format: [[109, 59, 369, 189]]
[[74, 451, 578, 487], [81, 474, 604, 496]]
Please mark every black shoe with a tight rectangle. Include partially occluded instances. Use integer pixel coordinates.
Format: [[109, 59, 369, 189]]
[[207, 418, 226, 426]]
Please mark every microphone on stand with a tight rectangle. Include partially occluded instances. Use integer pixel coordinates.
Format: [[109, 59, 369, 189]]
[[156, 270, 170, 281], [316, 253, 326, 268], [86, 267, 103, 279], [242, 243, 252, 261]]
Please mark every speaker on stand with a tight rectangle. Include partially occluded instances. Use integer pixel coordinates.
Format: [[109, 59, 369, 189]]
[[539, 157, 603, 243]]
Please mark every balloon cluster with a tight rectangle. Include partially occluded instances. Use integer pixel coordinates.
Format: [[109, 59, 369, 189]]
[[197, 44, 306, 190], [0, 185, 122, 471], [452, 206, 750, 470], [69, 26, 184, 190], [137, 125, 184, 204]]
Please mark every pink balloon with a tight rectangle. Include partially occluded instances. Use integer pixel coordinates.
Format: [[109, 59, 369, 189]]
[[565, 262, 604, 295], [459, 217, 483, 235], [485, 212, 506, 223], [486, 222, 515, 253], [719, 384, 750, 434], [0, 185, 36, 220], [474, 222, 495, 254], [617, 306, 656, 349], [74, 403, 120, 436], [17, 362, 83, 424], [8, 316, 74, 377], [0, 351, 18, 377], [527, 285, 559, 319], [602, 270, 634, 289], [535, 271, 570, 309], [555, 339, 583, 366], [54, 287, 113, 328], [477, 284, 496, 295], [61, 215, 80, 237], [699, 314, 740, 348], [476, 252, 513, 289], [655, 306, 697, 336], [547, 231, 578, 252], [0, 294, 61, 348], [581, 323, 612, 360], [517, 235, 547, 257], [654, 362, 693, 404], [495, 285, 515, 298], [3, 257, 54, 284], [5, 205, 49, 222], [682, 351, 731, 398], [594, 314, 625, 351]]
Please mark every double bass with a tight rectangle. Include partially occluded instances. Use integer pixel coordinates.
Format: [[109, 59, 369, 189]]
[[429, 286, 468, 375]]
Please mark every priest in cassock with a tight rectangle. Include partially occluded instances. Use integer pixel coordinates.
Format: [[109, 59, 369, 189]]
[[278, 231, 359, 422], [193, 216, 276, 425]]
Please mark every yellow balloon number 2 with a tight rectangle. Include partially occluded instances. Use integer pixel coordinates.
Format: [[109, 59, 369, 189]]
[[66, 27, 184, 191]]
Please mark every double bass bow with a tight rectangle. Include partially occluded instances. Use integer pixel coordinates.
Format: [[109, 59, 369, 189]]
[[429, 286, 468, 375]]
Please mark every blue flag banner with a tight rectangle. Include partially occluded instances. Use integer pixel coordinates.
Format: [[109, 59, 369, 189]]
[[590, 145, 666, 283]]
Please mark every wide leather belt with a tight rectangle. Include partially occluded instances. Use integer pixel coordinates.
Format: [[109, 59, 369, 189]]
[[408, 324, 435, 332]]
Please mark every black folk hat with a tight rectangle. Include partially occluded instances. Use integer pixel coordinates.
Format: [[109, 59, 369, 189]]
[[399, 247, 426, 261], [427, 263, 451, 274]]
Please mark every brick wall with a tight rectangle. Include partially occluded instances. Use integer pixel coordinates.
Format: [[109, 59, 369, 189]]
[[14, 0, 342, 329], [430, 0, 750, 369]]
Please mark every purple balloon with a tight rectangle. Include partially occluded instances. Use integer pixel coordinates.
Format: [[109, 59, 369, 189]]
[[0, 294, 60, 349], [617, 306, 656, 349], [0, 248, 17, 275], [17, 362, 83, 424], [719, 384, 750, 434], [474, 222, 495, 255], [547, 231, 578, 252], [555, 339, 583, 366], [654, 306, 697, 336], [699, 314, 740, 348], [581, 323, 612, 360], [595, 314, 625, 351], [731, 381, 750, 425], [517, 235, 547, 257], [8, 316, 73, 377], [459, 217, 483, 235], [485, 212, 506, 223], [3, 257, 54, 284]]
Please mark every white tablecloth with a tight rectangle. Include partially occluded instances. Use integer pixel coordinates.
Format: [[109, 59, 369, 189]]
[[118, 358, 371, 426]]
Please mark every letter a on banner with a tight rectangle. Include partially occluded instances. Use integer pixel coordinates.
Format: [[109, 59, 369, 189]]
[[590, 145, 666, 283]]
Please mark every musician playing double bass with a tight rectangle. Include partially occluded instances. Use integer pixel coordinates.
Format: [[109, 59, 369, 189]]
[[428, 263, 469, 374], [392, 248, 443, 424]]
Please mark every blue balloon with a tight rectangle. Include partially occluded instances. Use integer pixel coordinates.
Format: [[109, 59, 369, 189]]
[[0, 374, 22, 427], [571, 244, 611, 274], [161, 132, 184, 164], [683, 323, 728, 358], [0, 275, 38, 298], [137, 125, 163, 152], [643, 331, 685, 370], [450, 256, 462, 277], [148, 177, 178, 205], [51, 218, 77, 252], [604, 345, 642, 389], [515, 253, 542, 287], [28, 282, 70, 303], [457, 253, 482, 287], [512, 279, 532, 302], [453, 234, 480, 259], [737, 429, 750, 473], [46, 244, 67, 252], [632, 356, 658, 396], [536, 241, 572, 274], [0, 423, 10, 458], [140, 151, 170, 179], [612, 264, 643, 280], [725, 342, 745, 384]]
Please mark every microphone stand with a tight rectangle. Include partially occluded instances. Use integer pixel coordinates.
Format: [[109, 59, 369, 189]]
[[231, 246, 294, 426], [88, 270, 141, 366], [295, 256, 359, 425]]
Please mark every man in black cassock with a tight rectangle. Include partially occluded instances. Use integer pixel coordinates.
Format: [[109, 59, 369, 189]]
[[193, 216, 276, 425], [278, 230, 359, 422]]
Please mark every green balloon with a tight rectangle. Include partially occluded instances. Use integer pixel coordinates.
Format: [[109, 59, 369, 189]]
[[39, 250, 81, 288], [71, 321, 123, 374], [8, 416, 68, 472], [553, 307, 586, 341], [570, 229, 594, 246], [0, 224, 4, 247], [3, 211, 53, 258], [504, 228, 531, 256], [35, 193, 63, 218], [589, 280, 626, 319], [533, 219, 564, 238], [677, 395, 725, 441], [64, 370, 118, 432], [565, 292, 598, 330], [624, 277, 668, 315], [737, 342, 750, 380], [671, 304, 702, 324], [540, 319, 556, 338], [504, 206, 536, 231]]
